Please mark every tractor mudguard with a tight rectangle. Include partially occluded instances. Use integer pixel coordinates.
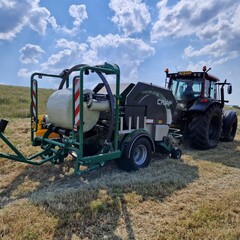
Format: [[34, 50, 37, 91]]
[[189, 99, 221, 112], [120, 129, 155, 158]]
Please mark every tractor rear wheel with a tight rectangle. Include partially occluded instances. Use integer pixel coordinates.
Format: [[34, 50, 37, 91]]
[[117, 137, 152, 171], [220, 110, 238, 142], [188, 105, 222, 149]]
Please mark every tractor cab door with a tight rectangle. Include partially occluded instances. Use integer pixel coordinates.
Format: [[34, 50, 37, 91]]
[[205, 79, 217, 100]]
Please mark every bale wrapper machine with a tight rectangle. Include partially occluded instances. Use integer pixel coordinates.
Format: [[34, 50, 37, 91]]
[[0, 63, 181, 174]]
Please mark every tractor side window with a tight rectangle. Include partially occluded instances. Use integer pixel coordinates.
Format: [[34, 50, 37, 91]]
[[205, 80, 215, 98], [171, 80, 185, 100]]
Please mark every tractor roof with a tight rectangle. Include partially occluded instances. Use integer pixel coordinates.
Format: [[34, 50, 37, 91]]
[[167, 71, 220, 82], [206, 73, 220, 82]]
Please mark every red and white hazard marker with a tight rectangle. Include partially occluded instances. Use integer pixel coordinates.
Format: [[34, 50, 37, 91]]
[[74, 78, 80, 131], [32, 80, 37, 118]]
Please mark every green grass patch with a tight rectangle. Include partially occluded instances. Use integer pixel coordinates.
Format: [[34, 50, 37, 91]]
[[0, 85, 54, 118]]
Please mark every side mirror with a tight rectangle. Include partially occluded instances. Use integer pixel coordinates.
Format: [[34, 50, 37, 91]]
[[227, 84, 232, 94]]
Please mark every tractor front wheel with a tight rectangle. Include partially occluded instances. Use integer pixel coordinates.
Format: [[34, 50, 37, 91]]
[[188, 105, 222, 149]]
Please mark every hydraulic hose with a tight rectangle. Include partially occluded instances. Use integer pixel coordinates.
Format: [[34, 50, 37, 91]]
[[58, 64, 88, 90], [96, 71, 114, 144]]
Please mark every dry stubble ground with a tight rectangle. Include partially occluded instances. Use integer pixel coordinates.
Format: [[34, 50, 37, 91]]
[[0, 117, 240, 240]]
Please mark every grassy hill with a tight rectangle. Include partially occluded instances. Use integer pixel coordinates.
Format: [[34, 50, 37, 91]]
[[0, 86, 240, 239], [0, 85, 53, 118]]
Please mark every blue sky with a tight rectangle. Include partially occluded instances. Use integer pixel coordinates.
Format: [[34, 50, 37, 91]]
[[0, 0, 240, 105]]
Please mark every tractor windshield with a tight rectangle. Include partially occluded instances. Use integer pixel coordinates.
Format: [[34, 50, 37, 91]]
[[170, 78, 202, 101]]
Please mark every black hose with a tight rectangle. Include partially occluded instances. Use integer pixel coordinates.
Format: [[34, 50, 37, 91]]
[[96, 72, 114, 144], [58, 64, 88, 90]]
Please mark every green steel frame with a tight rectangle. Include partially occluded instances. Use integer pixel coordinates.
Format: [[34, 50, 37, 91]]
[[0, 63, 122, 174]]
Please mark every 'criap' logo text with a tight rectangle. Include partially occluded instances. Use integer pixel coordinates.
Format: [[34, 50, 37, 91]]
[[157, 99, 172, 108]]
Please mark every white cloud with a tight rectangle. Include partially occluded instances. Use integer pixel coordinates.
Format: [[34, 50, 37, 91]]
[[28, 7, 51, 35], [61, 4, 88, 35], [69, 4, 88, 27], [0, 1, 88, 40], [151, 0, 236, 41], [18, 68, 31, 78], [48, 16, 59, 30], [40, 35, 155, 82], [0, 0, 51, 40], [19, 44, 45, 64], [151, 0, 240, 66], [183, 3, 240, 65], [85, 34, 155, 81], [0, 0, 29, 40], [41, 39, 88, 72], [56, 38, 88, 50], [186, 61, 209, 72], [109, 0, 151, 36]]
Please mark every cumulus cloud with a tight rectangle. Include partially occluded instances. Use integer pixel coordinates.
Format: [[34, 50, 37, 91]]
[[0, 0, 29, 40], [28, 7, 51, 35], [69, 4, 88, 27], [0, 0, 51, 40], [61, 4, 88, 35], [186, 61, 209, 72], [18, 68, 31, 78], [19, 44, 45, 64], [48, 16, 59, 30], [151, 0, 235, 40], [183, 3, 240, 64], [151, 0, 240, 65], [85, 34, 155, 80], [109, 0, 151, 36], [41, 39, 88, 72], [40, 35, 155, 81], [0, 1, 88, 40]]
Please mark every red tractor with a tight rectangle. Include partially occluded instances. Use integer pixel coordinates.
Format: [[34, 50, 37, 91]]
[[165, 66, 238, 149]]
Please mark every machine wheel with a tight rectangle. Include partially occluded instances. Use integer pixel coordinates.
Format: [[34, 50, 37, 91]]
[[188, 105, 222, 149], [170, 148, 182, 159], [220, 110, 238, 142], [117, 137, 152, 171]]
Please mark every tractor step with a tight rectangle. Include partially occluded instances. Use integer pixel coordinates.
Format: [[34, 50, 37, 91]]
[[0, 119, 8, 133]]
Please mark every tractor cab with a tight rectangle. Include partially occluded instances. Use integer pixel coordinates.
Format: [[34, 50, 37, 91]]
[[165, 67, 219, 109]]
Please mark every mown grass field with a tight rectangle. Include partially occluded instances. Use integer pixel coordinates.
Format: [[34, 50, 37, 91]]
[[0, 85, 240, 240]]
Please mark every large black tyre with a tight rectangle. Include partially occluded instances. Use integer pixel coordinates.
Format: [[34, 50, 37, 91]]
[[188, 105, 222, 149], [220, 110, 238, 142], [116, 137, 152, 171]]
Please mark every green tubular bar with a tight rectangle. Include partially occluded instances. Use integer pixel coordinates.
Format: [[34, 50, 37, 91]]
[[0, 63, 122, 174], [70, 63, 121, 174], [0, 132, 57, 165]]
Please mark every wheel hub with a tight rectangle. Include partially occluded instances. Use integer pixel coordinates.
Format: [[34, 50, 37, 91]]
[[133, 144, 147, 165]]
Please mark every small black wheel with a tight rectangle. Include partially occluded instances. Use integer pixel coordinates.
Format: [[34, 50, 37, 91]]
[[170, 148, 182, 159], [117, 137, 152, 171]]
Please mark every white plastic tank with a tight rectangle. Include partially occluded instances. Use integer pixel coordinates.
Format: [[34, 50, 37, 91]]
[[46, 88, 100, 132]]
